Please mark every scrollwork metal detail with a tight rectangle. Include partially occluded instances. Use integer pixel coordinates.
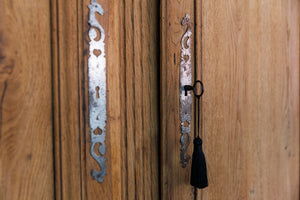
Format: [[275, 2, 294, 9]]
[[88, 0, 107, 183], [180, 14, 192, 168]]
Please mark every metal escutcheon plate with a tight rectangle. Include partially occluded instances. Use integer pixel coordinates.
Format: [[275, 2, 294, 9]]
[[179, 14, 192, 168], [88, 0, 107, 183]]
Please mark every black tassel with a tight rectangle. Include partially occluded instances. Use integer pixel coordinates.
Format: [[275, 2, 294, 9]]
[[190, 137, 208, 189]]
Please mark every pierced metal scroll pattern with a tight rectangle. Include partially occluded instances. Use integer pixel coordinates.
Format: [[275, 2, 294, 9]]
[[88, 0, 107, 183], [180, 14, 192, 168]]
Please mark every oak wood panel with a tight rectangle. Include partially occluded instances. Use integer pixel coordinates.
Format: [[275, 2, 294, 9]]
[[161, 0, 197, 199], [52, 0, 160, 199], [82, 0, 161, 199], [51, 0, 84, 199], [0, 0, 54, 199], [201, 0, 299, 199], [52, 0, 118, 199], [122, 0, 160, 199]]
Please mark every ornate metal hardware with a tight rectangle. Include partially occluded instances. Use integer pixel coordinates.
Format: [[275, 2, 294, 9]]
[[88, 0, 107, 183], [180, 14, 192, 168]]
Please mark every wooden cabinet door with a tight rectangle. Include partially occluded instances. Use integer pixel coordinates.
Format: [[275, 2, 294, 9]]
[[51, 0, 160, 200], [0, 0, 54, 199], [0, 0, 299, 199], [201, 1, 299, 199], [0, 0, 161, 199], [161, 0, 299, 199]]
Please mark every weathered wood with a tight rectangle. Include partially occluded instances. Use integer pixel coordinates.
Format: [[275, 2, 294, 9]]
[[122, 0, 160, 199], [0, 0, 54, 199], [51, 0, 84, 199], [1, 0, 298, 199], [160, 0, 196, 199], [82, 0, 161, 199], [200, 0, 299, 199]]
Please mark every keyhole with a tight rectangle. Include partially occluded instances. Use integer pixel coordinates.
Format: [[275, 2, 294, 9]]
[[96, 86, 100, 99]]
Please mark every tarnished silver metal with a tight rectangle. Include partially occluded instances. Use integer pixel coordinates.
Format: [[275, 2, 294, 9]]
[[88, 0, 107, 183], [180, 14, 192, 168]]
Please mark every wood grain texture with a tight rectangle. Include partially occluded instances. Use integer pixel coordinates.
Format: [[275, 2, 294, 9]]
[[200, 0, 299, 199], [0, 0, 54, 199], [160, 0, 197, 199], [52, 0, 160, 199], [82, 0, 160, 199], [51, 0, 84, 199], [122, 0, 160, 199]]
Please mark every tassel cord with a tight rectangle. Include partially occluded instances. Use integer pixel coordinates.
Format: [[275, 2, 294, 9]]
[[197, 96, 200, 138], [190, 80, 208, 189], [196, 93, 202, 139]]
